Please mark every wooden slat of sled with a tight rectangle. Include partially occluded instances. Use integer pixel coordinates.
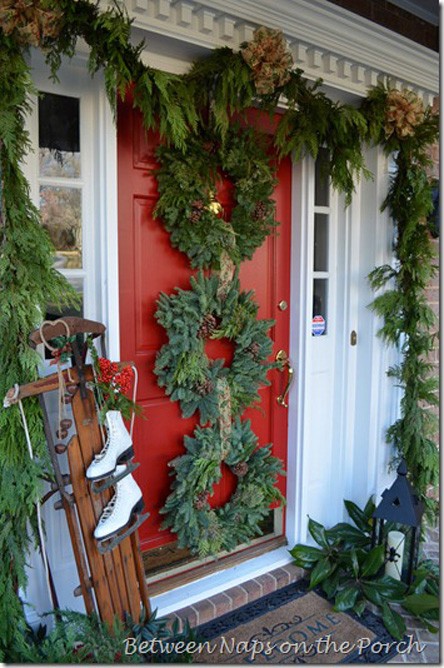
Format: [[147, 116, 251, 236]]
[[69, 389, 146, 623]]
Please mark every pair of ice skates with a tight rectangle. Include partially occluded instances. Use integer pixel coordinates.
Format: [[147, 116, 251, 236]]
[[86, 411, 147, 553]]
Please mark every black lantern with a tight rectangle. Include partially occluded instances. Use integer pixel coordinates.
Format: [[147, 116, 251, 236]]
[[372, 460, 424, 585]]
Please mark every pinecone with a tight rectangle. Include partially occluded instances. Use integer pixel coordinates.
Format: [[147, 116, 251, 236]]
[[195, 378, 214, 396], [247, 341, 261, 359], [194, 491, 209, 510], [233, 461, 249, 477], [252, 201, 268, 221], [197, 313, 217, 338], [202, 141, 219, 154], [189, 199, 205, 223]]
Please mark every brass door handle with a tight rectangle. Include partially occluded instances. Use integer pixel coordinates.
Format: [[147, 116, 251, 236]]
[[275, 349, 294, 408]]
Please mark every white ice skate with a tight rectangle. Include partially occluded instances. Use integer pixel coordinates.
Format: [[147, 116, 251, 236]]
[[94, 466, 148, 553], [86, 410, 134, 482]]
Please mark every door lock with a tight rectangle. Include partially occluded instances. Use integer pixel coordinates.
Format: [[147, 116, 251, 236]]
[[350, 330, 357, 346]]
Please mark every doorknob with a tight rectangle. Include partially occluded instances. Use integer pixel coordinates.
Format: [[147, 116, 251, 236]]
[[275, 349, 294, 408]]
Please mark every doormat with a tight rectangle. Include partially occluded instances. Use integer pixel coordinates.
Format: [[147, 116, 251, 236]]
[[194, 580, 404, 664]]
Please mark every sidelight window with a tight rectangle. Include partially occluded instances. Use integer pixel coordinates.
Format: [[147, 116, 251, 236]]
[[38, 92, 84, 315], [312, 148, 330, 336]]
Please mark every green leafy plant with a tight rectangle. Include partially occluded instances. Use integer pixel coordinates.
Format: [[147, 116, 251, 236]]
[[403, 560, 439, 634], [290, 499, 439, 640], [6, 607, 197, 663]]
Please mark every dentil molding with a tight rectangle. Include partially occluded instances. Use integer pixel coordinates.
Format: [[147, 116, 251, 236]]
[[103, 0, 438, 105]]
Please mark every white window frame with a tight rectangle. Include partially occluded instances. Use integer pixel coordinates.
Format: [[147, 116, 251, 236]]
[[22, 50, 110, 328]]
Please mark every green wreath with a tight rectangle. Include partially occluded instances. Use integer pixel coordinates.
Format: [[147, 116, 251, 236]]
[[154, 271, 275, 424], [160, 418, 285, 558], [154, 124, 278, 269]]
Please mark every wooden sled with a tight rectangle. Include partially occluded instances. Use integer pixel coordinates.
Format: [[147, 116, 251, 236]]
[[10, 317, 150, 625]]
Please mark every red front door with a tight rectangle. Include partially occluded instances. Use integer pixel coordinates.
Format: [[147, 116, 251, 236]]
[[117, 98, 292, 559]]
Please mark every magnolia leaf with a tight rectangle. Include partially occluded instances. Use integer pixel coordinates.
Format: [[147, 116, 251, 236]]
[[381, 602, 406, 641], [334, 585, 360, 611], [308, 517, 329, 548], [344, 499, 371, 533], [353, 599, 366, 617], [361, 544, 385, 577], [309, 557, 335, 589], [402, 593, 439, 616], [289, 544, 324, 568]]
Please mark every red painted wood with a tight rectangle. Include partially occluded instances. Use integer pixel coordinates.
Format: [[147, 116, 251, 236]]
[[117, 98, 292, 553]]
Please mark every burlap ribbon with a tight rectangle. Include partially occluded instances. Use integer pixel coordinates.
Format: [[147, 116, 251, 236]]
[[216, 377, 232, 459], [215, 239, 237, 454], [216, 233, 236, 300]]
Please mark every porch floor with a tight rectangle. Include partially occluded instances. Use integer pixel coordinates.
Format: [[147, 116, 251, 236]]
[[165, 526, 439, 664]]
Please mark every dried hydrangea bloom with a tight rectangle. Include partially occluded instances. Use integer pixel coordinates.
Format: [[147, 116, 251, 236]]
[[384, 89, 425, 139], [0, 0, 63, 47], [241, 26, 294, 95]]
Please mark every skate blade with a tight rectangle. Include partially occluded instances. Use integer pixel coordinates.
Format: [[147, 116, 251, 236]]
[[96, 511, 149, 554], [91, 461, 140, 494], [86, 446, 135, 482]]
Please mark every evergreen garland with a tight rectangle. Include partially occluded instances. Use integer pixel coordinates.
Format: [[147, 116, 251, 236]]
[[154, 124, 278, 268], [42, 0, 197, 148], [0, 33, 78, 653], [160, 419, 285, 558], [364, 85, 439, 520], [154, 272, 275, 422]]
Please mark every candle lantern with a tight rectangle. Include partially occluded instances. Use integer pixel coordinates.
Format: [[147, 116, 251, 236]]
[[372, 460, 424, 585]]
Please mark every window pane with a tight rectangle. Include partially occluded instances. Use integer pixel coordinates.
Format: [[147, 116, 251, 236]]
[[40, 185, 82, 269], [38, 93, 80, 178], [313, 279, 328, 335], [315, 148, 329, 207], [47, 277, 84, 320], [314, 214, 329, 271], [39, 147, 81, 178]]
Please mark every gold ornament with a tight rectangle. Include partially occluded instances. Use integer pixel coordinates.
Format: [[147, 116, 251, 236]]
[[384, 89, 425, 139], [207, 192, 223, 215]]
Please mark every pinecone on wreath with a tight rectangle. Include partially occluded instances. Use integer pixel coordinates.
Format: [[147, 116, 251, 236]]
[[194, 491, 210, 510], [189, 199, 205, 223], [197, 313, 217, 338], [233, 461, 249, 477], [195, 378, 214, 396], [247, 341, 261, 359], [252, 201, 268, 222]]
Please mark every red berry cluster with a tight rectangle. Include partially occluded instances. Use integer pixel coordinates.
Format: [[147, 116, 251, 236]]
[[98, 358, 133, 394], [51, 343, 72, 360]]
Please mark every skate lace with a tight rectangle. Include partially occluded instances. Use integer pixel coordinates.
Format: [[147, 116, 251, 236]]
[[98, 491, 119, 524], [94, 420, 118, 462], [94, 436, 110, 462]]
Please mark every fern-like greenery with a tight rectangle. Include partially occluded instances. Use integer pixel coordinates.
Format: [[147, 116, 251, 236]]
[[0, 33, 78, 653], [366, 85, 439, 520]]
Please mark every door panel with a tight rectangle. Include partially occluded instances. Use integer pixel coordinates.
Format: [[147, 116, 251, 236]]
[[118, 97, 292, 555]]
